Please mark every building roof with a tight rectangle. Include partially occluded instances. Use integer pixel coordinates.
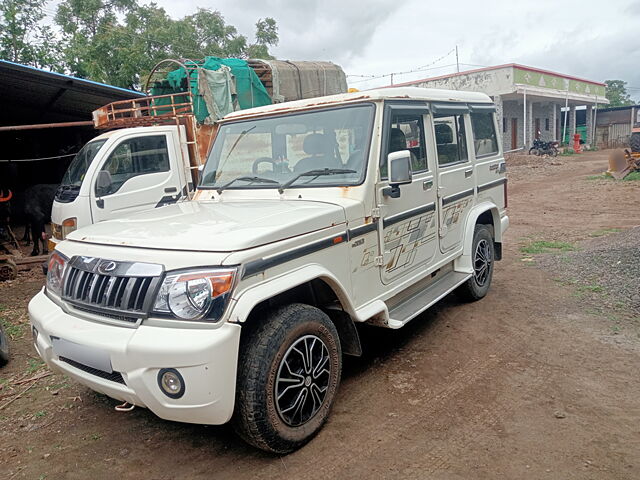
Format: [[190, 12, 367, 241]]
[[596, 104, 639, 112], [0, 60, 145, 126], [224, 86, 492, 120], [392, 63, 606, 88]]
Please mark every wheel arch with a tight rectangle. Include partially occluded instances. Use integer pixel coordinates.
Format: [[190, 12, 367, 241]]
[[230, 265, 362, 356], [454, 202, 502, 273]]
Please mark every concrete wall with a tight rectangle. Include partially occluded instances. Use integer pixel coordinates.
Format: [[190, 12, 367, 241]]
[[410, 66, 516, 97], [498, 100, 560, 151]]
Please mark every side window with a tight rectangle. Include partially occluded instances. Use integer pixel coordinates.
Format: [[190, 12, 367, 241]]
[[434, 114, 468, 166], [470, 112, 499, 157], [99, 135, 170, 196], [381, 112, 427, 178]]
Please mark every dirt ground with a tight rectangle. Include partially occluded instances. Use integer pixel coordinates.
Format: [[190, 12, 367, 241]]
[[1, 150, 639, 479]]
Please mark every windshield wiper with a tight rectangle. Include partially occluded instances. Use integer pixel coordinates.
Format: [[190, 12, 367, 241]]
[[216, 175, 278, 194], [224, 126, 256, 161], [278, 168, 356, 194]]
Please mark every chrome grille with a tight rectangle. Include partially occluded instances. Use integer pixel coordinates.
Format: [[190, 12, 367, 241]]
[[62, 256, 163, 319]]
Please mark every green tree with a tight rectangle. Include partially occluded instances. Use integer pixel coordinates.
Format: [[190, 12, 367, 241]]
[[0, 0, 60, 69], [605, 80, 634, 107], [248, 17, 278, 58], [54, 1, 279, 90]]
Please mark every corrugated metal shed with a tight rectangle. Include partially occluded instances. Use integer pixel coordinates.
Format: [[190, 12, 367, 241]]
[[0, 60, 144, 126]]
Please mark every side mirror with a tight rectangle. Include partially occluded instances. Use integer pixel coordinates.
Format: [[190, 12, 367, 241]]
[[385, 150, 412, 198], [95, 170, 113, 197]]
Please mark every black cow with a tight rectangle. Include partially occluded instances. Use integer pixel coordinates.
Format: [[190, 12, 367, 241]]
[[24, 184, 58, 256]]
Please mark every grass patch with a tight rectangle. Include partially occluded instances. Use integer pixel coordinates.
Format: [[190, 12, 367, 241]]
[[26, 358, 45, 375], [0, 317, 24, 339], [577, 284, 604, 294], [586, 174, 611, 180], [520, 240, 576, 254], [589, 227, 622, 237], [560, 148, 575, 156], [587, 172, 640, 181]]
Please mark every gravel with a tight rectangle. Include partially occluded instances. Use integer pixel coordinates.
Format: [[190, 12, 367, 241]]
[[536, 226, 640, 314]]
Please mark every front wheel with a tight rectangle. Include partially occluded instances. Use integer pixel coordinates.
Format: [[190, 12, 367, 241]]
[[233, 304, 342, 453], [528, 147, 539, 156], [458, 225, 495, 301]]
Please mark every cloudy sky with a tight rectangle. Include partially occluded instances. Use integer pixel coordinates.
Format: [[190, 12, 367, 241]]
[[149, 0, 640, 100]]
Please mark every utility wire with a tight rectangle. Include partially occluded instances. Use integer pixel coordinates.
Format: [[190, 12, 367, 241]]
[[346, 48, 457, 85]]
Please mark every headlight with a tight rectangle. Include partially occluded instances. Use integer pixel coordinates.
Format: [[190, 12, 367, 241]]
[[153, 268, 236, 321], [52, 218, 77, 241], [46, 251, 68, 296]]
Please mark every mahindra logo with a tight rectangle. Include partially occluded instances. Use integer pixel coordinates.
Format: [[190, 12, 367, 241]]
[[98, 260, 117, 274]]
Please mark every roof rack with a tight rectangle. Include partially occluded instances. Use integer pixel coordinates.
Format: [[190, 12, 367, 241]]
[[92, 92, 195, 130]]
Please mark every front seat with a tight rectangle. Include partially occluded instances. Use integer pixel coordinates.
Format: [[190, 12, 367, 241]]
[[294, 133, 341, 172], [389, 127, 407, 153]]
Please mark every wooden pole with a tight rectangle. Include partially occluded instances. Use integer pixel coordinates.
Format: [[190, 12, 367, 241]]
[[0, 121, 93, 132]]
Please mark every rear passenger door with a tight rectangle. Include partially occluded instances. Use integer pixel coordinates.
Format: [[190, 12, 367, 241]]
[[377, 104, 438, 285], [432, 104, 475, 253], [469, 106, 506, 211]]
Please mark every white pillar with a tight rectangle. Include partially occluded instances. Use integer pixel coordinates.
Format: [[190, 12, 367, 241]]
[[523, 89, 527, 148], [551, 103, 558, 141], [569, 105, 577, 138], [585, 105, 594, 146]]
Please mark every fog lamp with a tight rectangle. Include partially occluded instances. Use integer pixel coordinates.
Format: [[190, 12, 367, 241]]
[[157, 368, 185, 399]]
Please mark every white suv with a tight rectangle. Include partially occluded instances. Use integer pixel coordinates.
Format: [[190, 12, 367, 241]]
[[30, 87, 508, 453]]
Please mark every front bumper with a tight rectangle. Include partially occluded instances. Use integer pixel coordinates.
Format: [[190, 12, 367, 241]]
[[28, 289, 241, 425]]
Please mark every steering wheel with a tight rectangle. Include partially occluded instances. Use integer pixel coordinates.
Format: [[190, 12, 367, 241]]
[[252, 157, 277, 174], [252, 157, 291, 174]]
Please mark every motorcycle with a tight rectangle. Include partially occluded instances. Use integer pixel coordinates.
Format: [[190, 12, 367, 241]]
[[529, 138, 559, 157]]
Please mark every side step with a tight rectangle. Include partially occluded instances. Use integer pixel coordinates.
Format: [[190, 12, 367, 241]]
[[387, 271, 470, 329]]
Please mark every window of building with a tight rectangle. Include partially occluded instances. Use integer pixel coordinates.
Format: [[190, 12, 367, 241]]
[[99, 135, 170, 196], [503, 117, 507, 133], [545, 118, 550, 131], [381, 112, 428, 177], [434, 114, 468, 165], [470, 112, 499, 157]]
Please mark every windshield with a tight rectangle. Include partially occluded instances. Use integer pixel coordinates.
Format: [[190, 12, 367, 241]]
[[61, 139, 107, 187], [200, 104, 375, 190]]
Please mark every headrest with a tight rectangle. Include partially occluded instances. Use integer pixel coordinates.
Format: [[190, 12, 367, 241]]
[[389, 128, 406, 152], [303, 133, 332, 155], [435, 123, 453, 144]]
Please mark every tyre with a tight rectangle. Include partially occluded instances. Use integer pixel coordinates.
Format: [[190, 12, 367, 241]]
[[528, 147, 539, 156], [630, 132, 640, 153], [0, 324, 9, 367], [550, 147, 559, 157], [458, 225, 495, 301], [233, 303, 342, 453]]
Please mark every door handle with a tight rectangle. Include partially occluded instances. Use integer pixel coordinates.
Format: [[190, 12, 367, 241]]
[[164, 187, 178, 193], [423, 180, 433, 190], [464, 169, 473, 178]]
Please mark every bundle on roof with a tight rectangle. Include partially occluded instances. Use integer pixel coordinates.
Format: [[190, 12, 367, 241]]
[[149, 57, 347, 124]]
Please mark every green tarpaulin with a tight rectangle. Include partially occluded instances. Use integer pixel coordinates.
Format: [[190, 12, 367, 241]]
[[150, 57, 272, 123]]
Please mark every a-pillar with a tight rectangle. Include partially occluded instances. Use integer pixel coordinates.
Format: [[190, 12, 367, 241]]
[[585, 105, 593, 146]]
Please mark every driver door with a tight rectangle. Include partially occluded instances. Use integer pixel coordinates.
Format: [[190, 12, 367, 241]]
[[90, 132, 184, 223]]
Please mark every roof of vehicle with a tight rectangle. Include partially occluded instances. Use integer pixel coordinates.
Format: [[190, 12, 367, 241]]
[[223, 86, 493, 121]]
